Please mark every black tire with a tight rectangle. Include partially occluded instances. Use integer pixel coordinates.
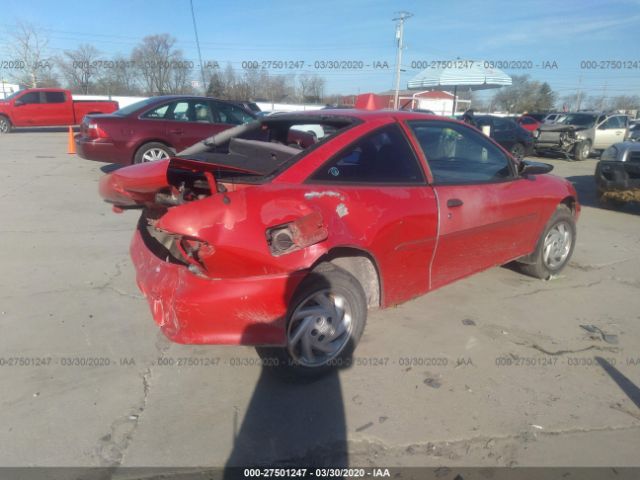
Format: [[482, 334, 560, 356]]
[[133, 142, 173, 164], [0, 116, 12, 134], [574, 140, 591, 161], [510, 142, 525, 159], [518, 205, 576, 279], [256, 262, 367, 380]]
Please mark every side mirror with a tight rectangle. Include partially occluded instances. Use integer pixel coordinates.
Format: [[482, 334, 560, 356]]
[[14, 99, 24, 106], [519, 160, 553, 176]]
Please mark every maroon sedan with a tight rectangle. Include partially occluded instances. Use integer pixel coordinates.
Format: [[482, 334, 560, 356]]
[[75, 96, 256, 164]]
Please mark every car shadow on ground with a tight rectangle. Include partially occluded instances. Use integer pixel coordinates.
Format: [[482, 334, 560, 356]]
[[223, 271, 350, 478], [223, 368, 348, 478], [10, 126, 74, 133], [100, 163, 125, 173], [566, 175, 640, 216]]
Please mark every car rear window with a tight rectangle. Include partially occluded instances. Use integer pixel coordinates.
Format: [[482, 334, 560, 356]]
[[113, 97, 160, 116]]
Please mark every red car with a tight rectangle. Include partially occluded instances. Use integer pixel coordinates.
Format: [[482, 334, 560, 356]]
[[75, 95, 256, 164], [99, 110, 579, 375], [0, 88, 118, 133], [517, 115, 542, 132]]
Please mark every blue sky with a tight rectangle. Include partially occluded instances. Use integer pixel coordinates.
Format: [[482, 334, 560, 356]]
[[1, 0, 639, 100]]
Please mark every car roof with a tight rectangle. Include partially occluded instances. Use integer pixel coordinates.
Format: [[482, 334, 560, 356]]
[[280, 108, 454, 122]]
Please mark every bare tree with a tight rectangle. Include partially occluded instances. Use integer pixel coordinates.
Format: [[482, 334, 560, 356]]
[[492, 75, 557, 113], [94, 55, 142, 96], [58, 44, 102, 94], [131, 34, 191, 95], [9, 21, 54, 88], [298, 73, 325, 103]]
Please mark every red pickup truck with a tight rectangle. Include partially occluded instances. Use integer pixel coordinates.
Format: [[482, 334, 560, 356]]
[[0, 88, 119, 133]]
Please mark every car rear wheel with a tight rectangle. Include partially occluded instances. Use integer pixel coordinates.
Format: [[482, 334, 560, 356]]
[[518, 204, 576, 279], [256, 262, 367, 379], [0, 116, 12, 134], [134, 142, 173, 164], [574, 140, 591, 161], [510, 142, 525, 159]]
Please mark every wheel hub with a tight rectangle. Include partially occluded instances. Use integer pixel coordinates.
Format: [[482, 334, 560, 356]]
[[542, 222, 572, 269], [287, 290, 352, 367]]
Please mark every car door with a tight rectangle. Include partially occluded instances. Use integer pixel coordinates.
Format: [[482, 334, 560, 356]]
[[406, 120, 543, 289], [11, 91, 42, 125], [41, 91, 71, 125], [306, 123, 439, 305], [140, 100, 220, 153], [594, 116, 626, 149]]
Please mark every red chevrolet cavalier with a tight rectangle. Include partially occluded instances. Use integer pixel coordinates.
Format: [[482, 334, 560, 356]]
[[100, 110, 579, 375]]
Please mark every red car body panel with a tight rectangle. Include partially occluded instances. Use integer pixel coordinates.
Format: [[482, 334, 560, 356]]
[[0, 88, 118, 127], [99, 110, 580, 345]]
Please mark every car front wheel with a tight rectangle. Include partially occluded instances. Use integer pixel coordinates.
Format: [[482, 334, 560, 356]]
[[574, 140, 591, 161], [518, 204, 576, 279], [256, 263, 367, 379], [0, 116, 12, 134]]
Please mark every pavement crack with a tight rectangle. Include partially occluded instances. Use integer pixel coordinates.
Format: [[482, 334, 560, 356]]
[[528, 344, 619, 356], [512, 280, 603, 298]]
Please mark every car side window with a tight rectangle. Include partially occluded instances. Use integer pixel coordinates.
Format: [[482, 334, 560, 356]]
[[43, 91, 66, 103], [601, 116, 623, 129], [19, 92, 40, 104], [170, 101, 190, 122], [309, 124, 425, 184], [493, 117, 513, 132], [408, 120, 514, 184], [192, 101, 213, 123], [142, 103, 171, 119]]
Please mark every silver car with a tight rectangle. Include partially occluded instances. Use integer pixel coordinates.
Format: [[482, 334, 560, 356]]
[[534, 112, 629, 160]]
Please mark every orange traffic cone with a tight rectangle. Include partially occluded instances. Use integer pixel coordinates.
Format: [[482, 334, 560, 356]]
[[67, 126, 76, 154]]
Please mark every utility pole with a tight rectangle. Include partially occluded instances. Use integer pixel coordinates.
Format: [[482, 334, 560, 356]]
[[601, 81, 608, 110], [393, 11, 412, 110], [190, 0, 207, 93], [575, 74, 582, 111]]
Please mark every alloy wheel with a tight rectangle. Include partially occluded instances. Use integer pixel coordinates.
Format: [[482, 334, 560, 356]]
[[542, 221, 572, 269], [141, 148, 170, 162]]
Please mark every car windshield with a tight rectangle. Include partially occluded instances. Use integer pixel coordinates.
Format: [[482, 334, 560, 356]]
[[561, 114, 597, 127], [113, 97, 159, 116]]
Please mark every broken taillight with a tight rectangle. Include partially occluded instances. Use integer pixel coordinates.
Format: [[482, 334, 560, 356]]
[[176, 237, 216, 275], [266, 211, 328, 256]]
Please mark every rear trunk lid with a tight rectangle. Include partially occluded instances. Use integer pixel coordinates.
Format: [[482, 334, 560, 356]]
[[99, 157, 261, 209]]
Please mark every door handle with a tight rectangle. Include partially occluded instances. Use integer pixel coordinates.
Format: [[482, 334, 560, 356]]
[[169, 129, 184, 134], [447, 198, 464, 208]]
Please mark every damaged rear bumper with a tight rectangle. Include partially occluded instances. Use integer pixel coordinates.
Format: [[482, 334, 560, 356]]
[[130, 230, 303, 346], [595, 161, 640, 201]]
